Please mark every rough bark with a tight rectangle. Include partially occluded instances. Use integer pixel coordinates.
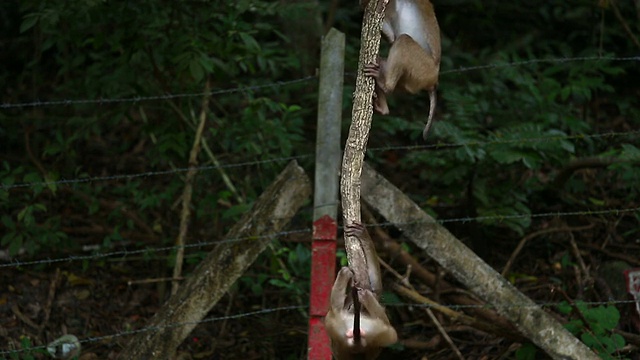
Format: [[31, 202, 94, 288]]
[[341, 0, 388, 290], [119, 161, 311, 359], [360, 162, 599, 360]]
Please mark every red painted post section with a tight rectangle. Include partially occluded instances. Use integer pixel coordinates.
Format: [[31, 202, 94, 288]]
[[309, 27, 344, 360], [308, 215, 337, 360]]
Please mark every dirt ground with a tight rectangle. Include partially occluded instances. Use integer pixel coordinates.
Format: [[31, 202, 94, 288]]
[[1, 230, 639, 360]]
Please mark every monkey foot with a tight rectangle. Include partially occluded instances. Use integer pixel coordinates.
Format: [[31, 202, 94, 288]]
[[374, 102, 390, 115]]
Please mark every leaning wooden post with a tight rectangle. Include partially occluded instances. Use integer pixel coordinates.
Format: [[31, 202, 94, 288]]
[[307, 28, 345, 360], [360, 162, 599, 360], [120, 161, 311, 359]]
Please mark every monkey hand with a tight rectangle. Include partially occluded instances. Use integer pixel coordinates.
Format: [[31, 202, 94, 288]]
[[363, 63, 381, 80], [344, 222, 367, 238]]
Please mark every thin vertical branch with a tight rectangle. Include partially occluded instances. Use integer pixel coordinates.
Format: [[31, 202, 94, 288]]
[[172, 80, 211, 295]]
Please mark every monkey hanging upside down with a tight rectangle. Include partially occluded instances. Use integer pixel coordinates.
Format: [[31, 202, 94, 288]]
[[324, 223, 397, 360]]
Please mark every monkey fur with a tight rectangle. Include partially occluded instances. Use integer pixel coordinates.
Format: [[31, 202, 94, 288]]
[[325, 223, 397, 360], [361, 0, 441, 140]]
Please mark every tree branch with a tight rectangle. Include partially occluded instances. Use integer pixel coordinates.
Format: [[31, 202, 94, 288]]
[[340, 0, 388, 289]]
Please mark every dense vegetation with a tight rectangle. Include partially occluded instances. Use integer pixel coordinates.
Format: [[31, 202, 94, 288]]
[[1, 0, 638, 359]]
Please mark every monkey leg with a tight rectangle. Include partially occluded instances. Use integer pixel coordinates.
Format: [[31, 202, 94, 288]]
[[345, 222, 383, 296], [331, 267, 354, 311], [363, 61, 391, 115], [358, 289, 388, 321], [384, 34, 440, 139], [373, 86, 390, 115], [358, 289, 398, 346], [383, 34, 439, 95]]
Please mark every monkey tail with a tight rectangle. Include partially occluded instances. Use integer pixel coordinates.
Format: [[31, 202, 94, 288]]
[[352, 286, 361, 343], [422, 89, 437, 140]]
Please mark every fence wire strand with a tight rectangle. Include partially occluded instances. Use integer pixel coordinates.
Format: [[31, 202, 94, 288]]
[[440, 55, 640, 75], [3, 130, 638, 191], [1, 56, 638, 110], [1, 299, 637, 356], [1, 206, 637, 269], [1, 155, 310, 190], [2, 55, 639, 356], [0, 77, 316, 109]]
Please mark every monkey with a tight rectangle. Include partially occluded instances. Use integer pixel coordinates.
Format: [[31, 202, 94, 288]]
[[324, 222, 397, 360], [361, 0, 441, 140]]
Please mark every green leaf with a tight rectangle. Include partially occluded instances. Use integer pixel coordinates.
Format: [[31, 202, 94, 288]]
[[20, 14, 40, 33], [9, 234, 23, 256], [269, 278, 289, 288], [189, 59, 205, 82], [588, 306, 619, 331], [515, 343, 537, 360], [580, 332, 598, 347], [1, 215, 15, 230], [239, 32, 260, 52], [563, 319, 583, 335], [610, 333, 625, 350], [2, 232, 15, 246]]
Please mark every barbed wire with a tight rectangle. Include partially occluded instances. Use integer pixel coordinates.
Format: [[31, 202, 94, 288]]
[[368, 129, 640, 152], [440, 206, 640, 224], [0, 299, 637, 356], [1, 205, 637, 269], [0, 305, 306, 356], [0, 76, 316, 109], [1, 155, 310, 190], [1, 55, 638, 355], [2, 45, 638, 360], [2, 56, 638, 110], [440, 55, 640, 75], [0, 227, 311, 268], [4, 129, 638, 191]]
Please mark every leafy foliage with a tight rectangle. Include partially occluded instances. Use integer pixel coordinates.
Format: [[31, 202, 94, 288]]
[[1, 0, 310, 257], [369, 0, 639, 241], [515, 342, 537, 360], [1, 0, 639, 358], [557, 301, 627, 359]]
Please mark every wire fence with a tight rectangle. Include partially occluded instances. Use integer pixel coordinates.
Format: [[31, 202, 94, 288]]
[[1, 205, 637, 269], [0, 76, 317, 110], [2, 55, 638, 191], [1, 155, 310, 190], [1, 56, 638, 110], [1, 298, 637, 357], [3, 129, 638, 191], [2, 55, 639, 357], [0, 64, 636, 252]]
